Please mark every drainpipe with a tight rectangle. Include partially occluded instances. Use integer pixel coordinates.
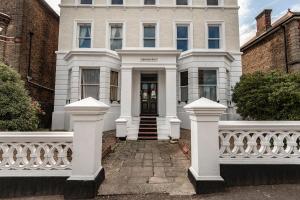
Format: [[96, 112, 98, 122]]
[[282, 25, 289, 73]]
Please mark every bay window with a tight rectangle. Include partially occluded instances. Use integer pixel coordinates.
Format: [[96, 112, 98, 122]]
[[81, 69, 100, 100], [180, 71, 188, 103], [199, 70, 217, 101]]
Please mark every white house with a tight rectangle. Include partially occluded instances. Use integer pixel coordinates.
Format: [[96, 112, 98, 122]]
[[52, 0, 242, 140]]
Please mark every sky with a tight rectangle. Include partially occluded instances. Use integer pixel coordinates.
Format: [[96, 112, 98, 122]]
[[45, 0, 300, 46]]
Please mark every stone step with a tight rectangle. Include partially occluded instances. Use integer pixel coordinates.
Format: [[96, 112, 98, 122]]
[[138, 136, 158, 140]]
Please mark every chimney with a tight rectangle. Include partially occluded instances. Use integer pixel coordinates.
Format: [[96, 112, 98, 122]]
[[256, 9, 272, 36]]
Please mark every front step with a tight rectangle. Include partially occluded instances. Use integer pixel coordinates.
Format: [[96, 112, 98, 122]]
[[138, 116, 157, 140]]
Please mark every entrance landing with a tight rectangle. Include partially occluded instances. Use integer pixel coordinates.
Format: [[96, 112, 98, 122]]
[[98, 141, 195, 195]]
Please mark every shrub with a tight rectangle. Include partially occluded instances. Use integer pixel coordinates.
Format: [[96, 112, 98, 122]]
[[0, 62, 40, 131], [232, 71, 300, 120]]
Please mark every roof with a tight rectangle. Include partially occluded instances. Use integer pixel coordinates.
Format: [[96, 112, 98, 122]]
[[241, 10, 300, 51]]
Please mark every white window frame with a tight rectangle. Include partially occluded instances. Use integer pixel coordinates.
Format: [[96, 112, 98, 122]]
[[179, 70, 188, 102], [173, 21, 193, 50], [79, 67, 101, 100], [140, 21, 159, 48], [73, 20, 94, 49], [205, 21, 225, 50], [77, 0, 94, 5], [110, 70, 120, 103], [106, 21, 126, 50], [198, 68, 219, 102], [174, 0, 192, 6]]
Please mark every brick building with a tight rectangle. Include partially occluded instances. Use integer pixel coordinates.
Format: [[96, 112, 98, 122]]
[[0, 0, 59, 128], [241, 9, 300, 74]]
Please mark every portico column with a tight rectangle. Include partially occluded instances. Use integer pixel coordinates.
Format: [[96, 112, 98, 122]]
[[120, 67, 132, 117], [165, 67, 177, 117]]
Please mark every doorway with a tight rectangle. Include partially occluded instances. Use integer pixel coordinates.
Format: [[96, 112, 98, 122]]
[[140, 74, 158, 116]]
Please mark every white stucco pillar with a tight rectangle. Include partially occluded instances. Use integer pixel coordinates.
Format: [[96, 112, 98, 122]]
[[184, 98, 226, 194], [64, 97, 109, 199], [165, 67, 177, 117]]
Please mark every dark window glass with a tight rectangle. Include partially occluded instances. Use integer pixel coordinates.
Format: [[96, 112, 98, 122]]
[[180, 71, 188, 102], [208, 25, 220, 49], [144, 0, 155, 5], [110, 24, 122, 50], [78, 24, 91, 48], [207, 0, 218, 5], [144, 25, 156, 47], [176, 0, 188, 5], [177, 26, 188, 51], [112, 0, 123, 4], [81, 0, 93, 4]]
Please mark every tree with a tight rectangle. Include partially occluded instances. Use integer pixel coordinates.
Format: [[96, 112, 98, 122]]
[[0, 62, 40, 131], [232, 71, 300, 120]]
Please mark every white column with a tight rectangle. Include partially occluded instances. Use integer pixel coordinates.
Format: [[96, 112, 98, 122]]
[[120, 67, 132, 117], [165, 67, 177, 117], [184, 97, 226, 193], [64, 97, 109, 180]]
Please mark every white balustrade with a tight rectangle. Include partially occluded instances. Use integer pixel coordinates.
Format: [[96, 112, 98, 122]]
[[219, 121, 300, 164], [0, 132, 73, 176]]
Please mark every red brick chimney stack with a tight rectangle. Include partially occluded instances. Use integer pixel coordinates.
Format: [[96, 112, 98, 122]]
[[256, 9, 272, 36]]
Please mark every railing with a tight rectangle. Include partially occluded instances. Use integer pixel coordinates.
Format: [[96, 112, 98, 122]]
[[0, 132, 73, 176], [219, 121, 300, 164]]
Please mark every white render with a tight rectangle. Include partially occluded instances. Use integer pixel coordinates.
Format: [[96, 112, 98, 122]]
[[52, 0, 243, 139]]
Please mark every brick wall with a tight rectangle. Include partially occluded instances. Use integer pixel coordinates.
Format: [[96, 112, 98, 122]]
[[0, 0, 59, 128], [242, 28, 286, 74]]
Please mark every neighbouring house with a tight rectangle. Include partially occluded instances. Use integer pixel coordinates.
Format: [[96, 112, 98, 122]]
[[241, 9, 300, 74], [0, 0, 59, 128], [52, 0, 242, 139]]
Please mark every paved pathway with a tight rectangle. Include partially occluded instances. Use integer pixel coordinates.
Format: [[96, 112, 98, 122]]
[[98, 140, 195, 195]]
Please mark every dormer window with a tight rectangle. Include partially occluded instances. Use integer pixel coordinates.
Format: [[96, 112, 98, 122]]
[[176, 0, 188, 5], [80, 0, 93, 4], [207, 0, 218, 6], [112, 0, 123, 5], [144, 0, 155, 5]]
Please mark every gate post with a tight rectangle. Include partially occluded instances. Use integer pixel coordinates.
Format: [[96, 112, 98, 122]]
[[64, 97, 110, 199], [184, 98, 226, 194]]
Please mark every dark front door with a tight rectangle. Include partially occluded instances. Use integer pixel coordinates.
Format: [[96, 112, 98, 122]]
[[141, 74, 158, 115]]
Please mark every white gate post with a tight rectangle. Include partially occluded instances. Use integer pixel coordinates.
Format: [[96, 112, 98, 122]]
[[64, 97, 110, 199], [184, 98, 226, 194]]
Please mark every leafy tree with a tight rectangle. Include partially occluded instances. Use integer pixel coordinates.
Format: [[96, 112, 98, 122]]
[[0, 62, 40, 131], [232, 71, 300, 120]]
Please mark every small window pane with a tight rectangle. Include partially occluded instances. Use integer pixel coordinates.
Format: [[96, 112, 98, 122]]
[[144, 39, 155, 47], [110, 71, 119, 102], [110, 24, 123, 50], [208, 39, 220, 49], [81, 0, 93, 4], [111, 39, 122, 50], [177, 26, 188, 38], [199, 70, 217, 85], [112, 0, 123, 4], [180, 71, 188, 86], [79, 38, 91, 48], [81, 69, 100, 100], [207, 0, 218, 5], [176, 0, 188, 5], [177, 40, 188, 51], [208, 26, 220, 38], [144, 26, 155, 38], [144, 0, 155, 5], [180, 71, 188, 102], [79, 24, 91, 48], [199, 86, 217, 101], [81, 69, 100, 84]]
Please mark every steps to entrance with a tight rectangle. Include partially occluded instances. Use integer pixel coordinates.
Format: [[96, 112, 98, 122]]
[[138, 116, 157, 140]]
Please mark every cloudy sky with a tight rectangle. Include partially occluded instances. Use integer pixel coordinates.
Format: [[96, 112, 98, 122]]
[[45, 0, 300, 45]]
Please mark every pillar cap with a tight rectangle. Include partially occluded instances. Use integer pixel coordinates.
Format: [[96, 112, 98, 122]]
[[184, 98, 227, 116], [65, 97, 110, 114]]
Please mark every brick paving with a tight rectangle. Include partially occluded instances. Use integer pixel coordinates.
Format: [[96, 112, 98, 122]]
[[98, 140, 195, 195]]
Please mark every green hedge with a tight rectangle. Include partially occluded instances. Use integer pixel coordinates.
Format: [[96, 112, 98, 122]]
[[232, 71, 300, 120], [0, 62, 40, 131]]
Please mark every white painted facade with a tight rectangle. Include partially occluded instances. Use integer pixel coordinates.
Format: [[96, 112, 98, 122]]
[[52, 0, 242, 139]]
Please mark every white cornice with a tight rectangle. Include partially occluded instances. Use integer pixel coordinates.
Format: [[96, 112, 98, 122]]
[[178, 49, 235, 62], [64, 49, 120, 61], [117, 48, 181, 56]]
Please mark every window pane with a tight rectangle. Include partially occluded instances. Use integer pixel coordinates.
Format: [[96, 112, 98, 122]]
[[79, 25, 91, 38], [81, 85, 99, 100], [207, 0, 218, 5], [208, 26, 220, 38], [208, 39, 220, 49], [181, 86, 188, 102], [111, 26, 122, 38], [199, 86, 217, 101], [112, 0, 123, 4], [111, 39, 122, 50], [180, 71, 188, 86], [177, 40, 188, 51], [81, 69, 100, 84], [144, 26, 155, 38], [176, 0, 188, 5], [144, 39, 155, 47], [79, 38, 91, 48], [199, 70, 217, 85], [81, 0, 93, 4], [110, 71, 119, 101], [144, 0, 155, 5], [177, 26, 188, 38]]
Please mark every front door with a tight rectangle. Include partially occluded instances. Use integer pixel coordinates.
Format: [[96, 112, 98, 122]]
[[141, 74, 158, 115]]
